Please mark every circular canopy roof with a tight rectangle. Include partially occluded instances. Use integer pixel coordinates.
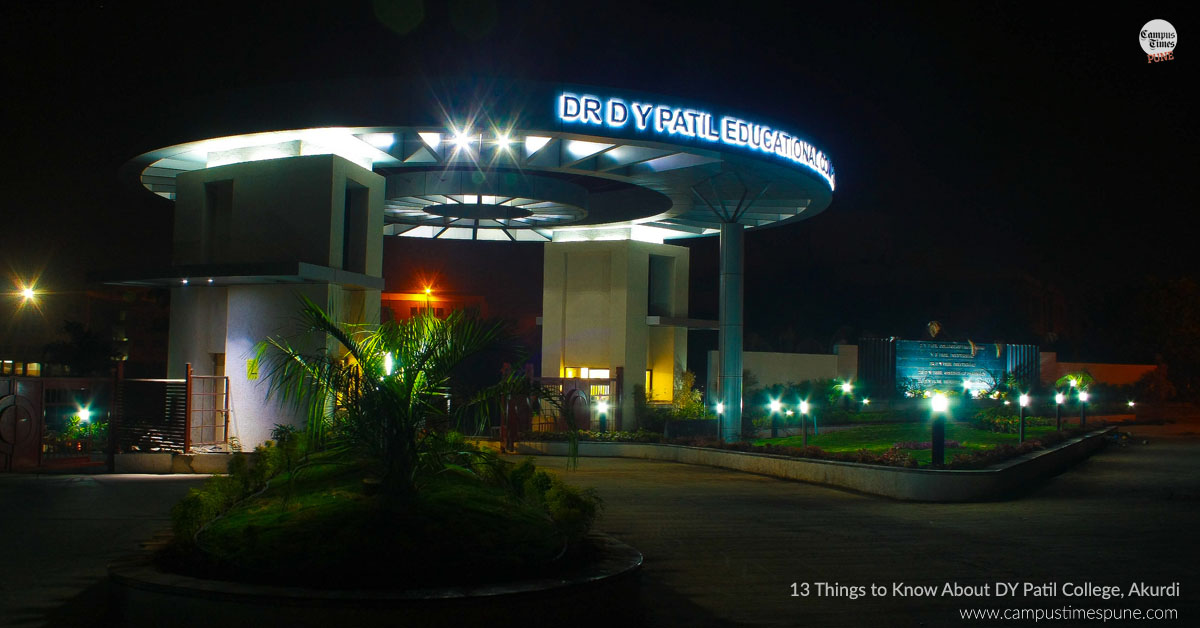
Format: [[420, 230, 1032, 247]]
[[128, 82, 836, 242]]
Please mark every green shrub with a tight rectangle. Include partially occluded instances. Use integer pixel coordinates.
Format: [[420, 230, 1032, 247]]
[[543, 479, 602, 543], [972, 407, 1052, 433], [170, 443, 289, 543]]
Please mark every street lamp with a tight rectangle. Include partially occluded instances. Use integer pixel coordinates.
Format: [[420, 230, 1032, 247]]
[[930, 393, 949, 468], [1018, 394, 1030, 443], [596, 400, 609, 432], [840, 381, 852, 411], [1055, 392, 1064, 431], [799, 400, 811, 447], [1078, 391, 1089, 428], [768, 399, 782, 438]]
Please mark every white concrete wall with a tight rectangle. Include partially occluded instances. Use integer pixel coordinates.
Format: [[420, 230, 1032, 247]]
[[834, 344, 858, 381], [167, 286, 228, 377], [166, 153, 385, 449], [224, 283, 335, 449], [541, 240, 689, 427], [173, 154, 383, 269], [707, 350, 840, 395]]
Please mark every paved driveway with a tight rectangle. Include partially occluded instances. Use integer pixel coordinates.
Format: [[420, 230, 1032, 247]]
[[2, 426, 1196, 627], [542, 426, 1200, 627], [0, 474, 206, 627]]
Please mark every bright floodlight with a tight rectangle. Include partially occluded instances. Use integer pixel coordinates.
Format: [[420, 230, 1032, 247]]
[[862, 398, 870, 406], [785, 410, 794, 417], [596, 401, 609, 414], [181, 278, 189, 285], [799, 400, 810, 414], [931, 393, 949, 413], [1079, 391, 1090, 402], [78, 408, 91, 422], [715, 402, 724, 414], [496, 133, 512, 147], [1055, 392, 1065, 404], [453, 130, 472, 149], [840, 382, 852, 394], [384, 352, 394, 376], [1128, 400, 1136, 407], [1019, 394, 1030, 408], [769, 399, 782, 413], [21, 287, 35, 300], [1069, 378, 1077, 388]]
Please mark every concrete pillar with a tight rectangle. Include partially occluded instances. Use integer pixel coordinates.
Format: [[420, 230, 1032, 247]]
[[718, 222, 744, 442]]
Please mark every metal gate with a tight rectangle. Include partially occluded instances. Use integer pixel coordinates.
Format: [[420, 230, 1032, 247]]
[[186, 364, 230, 451], [0, 378, 42, 471]]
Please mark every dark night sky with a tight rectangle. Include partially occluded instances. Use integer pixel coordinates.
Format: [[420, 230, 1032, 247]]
[[1, 1, 1195, 369]]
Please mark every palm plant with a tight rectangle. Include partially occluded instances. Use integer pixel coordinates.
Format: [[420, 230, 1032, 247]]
[[256, 296, 525, 499]]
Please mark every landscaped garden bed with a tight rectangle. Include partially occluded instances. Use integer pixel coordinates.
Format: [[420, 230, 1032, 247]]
[[522, 419, 1093, 469], [127, 299, 635, 625]]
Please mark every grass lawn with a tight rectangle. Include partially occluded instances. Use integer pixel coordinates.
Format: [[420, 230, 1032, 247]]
[[753, 422, 1058, 466]]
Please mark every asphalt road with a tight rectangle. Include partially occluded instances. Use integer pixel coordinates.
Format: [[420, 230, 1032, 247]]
[[1, 424, 1196, 627]]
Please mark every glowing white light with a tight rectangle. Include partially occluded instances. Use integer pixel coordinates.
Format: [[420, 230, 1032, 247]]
[[78, 408, 91, 422], [840, 382, 852, 394], [931, 393, 949, 413], [1128, 400, 1135, 407], [800, 401, 810, 415], [1068, 378, 1077, 388], [418, 132, 442, 149], [785, 410, 794, 417], [453, 131, 472, 150], [207, 278, 214, 284], [525, 136, 551, 156], [384, 352, 394, 376], [21, 287, 35, 300], [1079, 391, 1090, 402], [363, 133, 394, 148], [1019, 394, 1030, 408], [556, 92, 836, 190], [862, 398, 870, 406], [715, 402, 724, 414], [1003, 400, 1011, 406], [596, 401, 609, 414], [1055, 393, 1065, 404], [181, 279, 189, 285], [769, 399, 782, 413], [565, 140, 612, 159], [495, 133, 512, 147]]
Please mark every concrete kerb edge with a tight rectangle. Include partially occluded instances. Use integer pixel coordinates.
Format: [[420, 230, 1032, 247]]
[[108, 533, 642, 626], [113, 452, 236, 474], [492, 428, 1114, 502]]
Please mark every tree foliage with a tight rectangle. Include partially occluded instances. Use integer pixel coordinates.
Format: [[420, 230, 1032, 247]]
[[255, 296, 532, 498]]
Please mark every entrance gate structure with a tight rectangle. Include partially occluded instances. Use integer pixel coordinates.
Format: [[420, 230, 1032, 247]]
[[115, 80, 836, 445]]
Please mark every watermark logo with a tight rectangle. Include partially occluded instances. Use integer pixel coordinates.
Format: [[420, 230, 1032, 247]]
[[1140, 19, 1176, 63]]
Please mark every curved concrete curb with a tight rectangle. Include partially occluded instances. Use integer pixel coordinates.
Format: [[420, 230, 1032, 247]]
[[499, 428, 1113, 502], [109, 534, 642, 627]]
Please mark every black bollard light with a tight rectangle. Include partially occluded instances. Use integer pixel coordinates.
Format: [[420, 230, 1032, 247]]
[[931, 393, 948, 468]]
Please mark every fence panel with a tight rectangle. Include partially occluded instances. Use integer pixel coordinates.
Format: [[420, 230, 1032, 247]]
[[114, 379, 188, 453]]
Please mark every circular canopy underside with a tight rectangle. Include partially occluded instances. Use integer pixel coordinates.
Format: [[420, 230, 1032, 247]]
[[132, 123, 833, 242]]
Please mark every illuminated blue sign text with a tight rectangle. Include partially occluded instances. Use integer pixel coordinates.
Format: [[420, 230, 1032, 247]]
[[558, 92, 835, 189]]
